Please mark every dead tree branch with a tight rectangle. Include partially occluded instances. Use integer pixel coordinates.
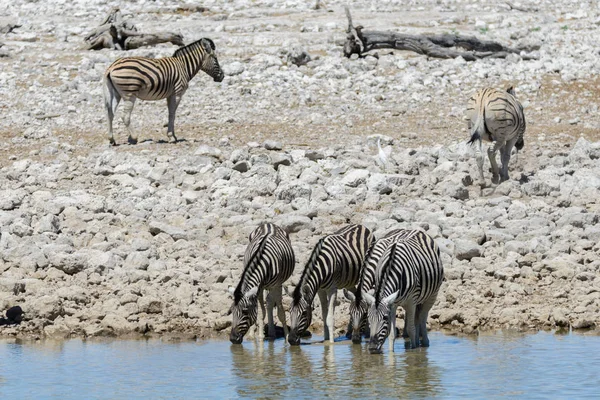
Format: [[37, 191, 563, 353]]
[[84, 8, 184, 51], [343, 6, 538, 61]]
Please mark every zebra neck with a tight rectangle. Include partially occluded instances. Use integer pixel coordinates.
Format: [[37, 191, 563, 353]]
[[298, 272, 322, 306], [175, 46, 204, 81]]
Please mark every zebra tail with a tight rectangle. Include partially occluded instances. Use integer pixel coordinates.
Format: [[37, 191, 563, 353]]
[[103, 72, 117, 107], [467, 116, 485, 146]]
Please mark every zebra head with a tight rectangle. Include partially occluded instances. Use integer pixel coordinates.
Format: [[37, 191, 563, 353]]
[[343, 289, 368, 344], [200, 38, 224, 83], [229, 286, 259, 344], [365, 291, 398, 354], [288, 295, 312, 346]]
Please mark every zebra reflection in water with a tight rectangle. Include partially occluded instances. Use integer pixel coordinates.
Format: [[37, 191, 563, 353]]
[[230, 343, 287, 398]]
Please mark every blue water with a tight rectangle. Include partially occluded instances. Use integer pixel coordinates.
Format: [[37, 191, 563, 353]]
[[0, 331, 599, 399]]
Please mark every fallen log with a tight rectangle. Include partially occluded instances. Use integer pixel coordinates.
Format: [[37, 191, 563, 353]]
[[343, 6, 538, 61], [0, 23, 21, 34], [84, 8, 184, 51]]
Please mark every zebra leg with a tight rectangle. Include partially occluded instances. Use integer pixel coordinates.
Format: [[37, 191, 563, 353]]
[[326, 290, 337, 344], [271, 286, 289, 341], [103, 76, 121, 146], [404, 301, 417, 349], [488, 141, 502, 185], [256, 288, 266, 341], [318, 290, 330, 342], [474, 139, 486, 187], [265, 290, 276, 341], [417, 297, 436, 347], [166, 93, 183, 143], [500, 139, 517, 182], [388, 305, 397, 352], [121, 98, 138, 145]]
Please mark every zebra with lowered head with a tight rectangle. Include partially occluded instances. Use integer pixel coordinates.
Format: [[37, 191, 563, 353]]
[[229, 223, 295, 344], [344, 229, 416, 344], [363, 229, 443, 353], [288, 224, 374, 345], [103, 38, 224, 145]]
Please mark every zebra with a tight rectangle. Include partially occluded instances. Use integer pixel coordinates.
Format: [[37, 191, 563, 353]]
[[343, 229, 415, 344], [363, 229, 444, 353], [229, 223, 295, 344], [103, 37, 224, 146], [288, 224, 374, 345], [466, 85, 526, 187]]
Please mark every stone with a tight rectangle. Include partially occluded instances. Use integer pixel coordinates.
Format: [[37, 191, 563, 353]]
[[453, 239, 482, 261], [195, 145, 222, 159], [232, 161, 250, 173], [277, 215, 313, 234], [305, 150, 325, 161], [263, 140, 283, 151], [341, 169, 370, 187]]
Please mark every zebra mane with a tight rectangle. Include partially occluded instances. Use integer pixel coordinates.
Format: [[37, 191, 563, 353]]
[[292, 237, 325, 304], [233, 234, 270, 304], [173, 38, 215, 58], [374, 242, 398, 304], [355, 241, 377, 305]]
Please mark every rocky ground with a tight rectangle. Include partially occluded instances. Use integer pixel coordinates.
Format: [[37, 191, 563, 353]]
[[0, 0, 599, 340]]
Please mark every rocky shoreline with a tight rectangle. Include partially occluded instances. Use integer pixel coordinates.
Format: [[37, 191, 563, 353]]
[[1, 0, 600, 340]]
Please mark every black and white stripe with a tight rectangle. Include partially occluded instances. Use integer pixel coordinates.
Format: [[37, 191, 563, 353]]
[[288, 224, 374, 345], [229, 223, 295, 344], [344, 229, 415, 344], [364, 229, 443, 353], [466, 85, 526, 186], [103, 38, 224, 145]]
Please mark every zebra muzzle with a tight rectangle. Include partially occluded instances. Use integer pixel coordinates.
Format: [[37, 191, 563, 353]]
[[368, 339, 383, 354]]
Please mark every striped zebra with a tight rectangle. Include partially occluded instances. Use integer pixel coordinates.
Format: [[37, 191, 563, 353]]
[[343, 229, 414, 344], [103, 38, 224, 146], [229, 223, 295, 344], [288, 224, 374, 345], [466, 85, 526, 187], [363, 229, 443, 353]]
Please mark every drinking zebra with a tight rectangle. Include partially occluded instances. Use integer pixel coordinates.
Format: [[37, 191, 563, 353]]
[[103, 38, 224, 146], [344, 229, 415, 344], [466, 85, 526, 186], [229, 223, 295, 344], [363, 229, 443, 353], [288, 224, 374, 345]]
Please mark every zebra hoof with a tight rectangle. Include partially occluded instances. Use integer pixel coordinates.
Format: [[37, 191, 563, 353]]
[[109, 139, 116, 146], [128, 137, 138, 145]]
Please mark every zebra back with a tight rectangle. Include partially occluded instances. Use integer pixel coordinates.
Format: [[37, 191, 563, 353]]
[[104, 37, 223, 102], [466, 86, 526, 146], [374, 230, 443, 306], [293, 224, 373, 306], [234, 223, 295, 303]]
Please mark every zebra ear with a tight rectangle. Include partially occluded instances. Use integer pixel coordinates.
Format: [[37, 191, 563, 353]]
[[201, 38, 215, 52], [343, 289, 355, 303], [363, 292, 375, 306], [505, 85, 515, 96], [382, 292, 398, 306], [301, 285, 310, 297], [244, 286, 259, 300]]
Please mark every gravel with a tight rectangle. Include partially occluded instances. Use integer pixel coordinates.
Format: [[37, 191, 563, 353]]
[[0, 0, 599, 339]]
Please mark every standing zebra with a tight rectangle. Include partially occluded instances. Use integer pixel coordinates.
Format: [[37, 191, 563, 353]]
[[466, 85, 526, 186], [363, 229, 443, 353], [344, 229, 414, 344], [229, 223, 295, 344], [103, 38, 224, 145], [288, 224, 374, 345]]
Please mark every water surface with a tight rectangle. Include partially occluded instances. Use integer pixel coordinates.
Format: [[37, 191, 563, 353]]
[[1, 331, 599, 399]]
